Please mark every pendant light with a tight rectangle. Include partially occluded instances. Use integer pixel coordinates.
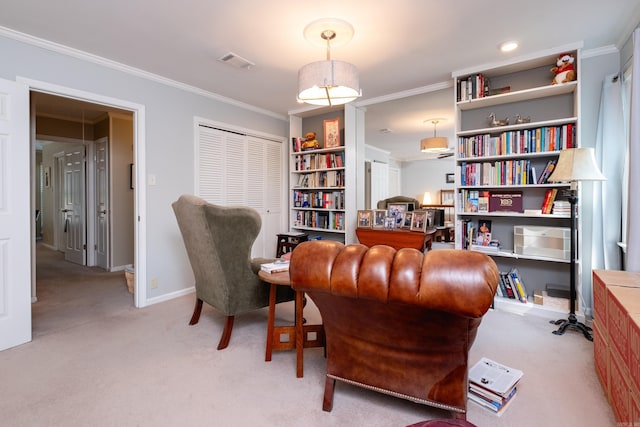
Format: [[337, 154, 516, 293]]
[[421, 119, 449, 153], [297, 18, 362, 106]]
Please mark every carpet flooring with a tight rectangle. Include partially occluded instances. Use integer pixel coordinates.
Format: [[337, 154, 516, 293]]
[[0, 244, 616, 426]]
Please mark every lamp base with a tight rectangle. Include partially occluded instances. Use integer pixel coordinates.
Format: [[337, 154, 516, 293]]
[[550, 314, 593, 341]]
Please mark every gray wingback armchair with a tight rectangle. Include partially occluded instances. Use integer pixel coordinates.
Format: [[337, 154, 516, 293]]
[[376, 195, 421, 210], [172, 194, 295, 350]]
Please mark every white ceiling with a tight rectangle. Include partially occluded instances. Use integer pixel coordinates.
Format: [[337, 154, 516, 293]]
[[2, 0, 639, 160]]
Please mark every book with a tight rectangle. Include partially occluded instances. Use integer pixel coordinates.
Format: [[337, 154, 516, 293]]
[[537, 159, 557, 184], [500, 272, 515, 299], [489, 191, 523, 213], [260, 260, 289, 274], [509, 268, 528, 303], [477, 220, 492, 246], [468, 386, 517, 416], [469, 357, 524, 397], [478, 190, 490, 213]]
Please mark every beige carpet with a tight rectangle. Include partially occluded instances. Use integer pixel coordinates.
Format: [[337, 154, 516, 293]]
[[0, 245, 616, 426]]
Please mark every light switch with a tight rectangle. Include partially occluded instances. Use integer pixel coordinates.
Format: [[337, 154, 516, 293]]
[[148, 174, 157, 186]]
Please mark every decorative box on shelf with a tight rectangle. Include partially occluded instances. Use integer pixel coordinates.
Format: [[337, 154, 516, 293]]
[[513, 225, 570, 261]]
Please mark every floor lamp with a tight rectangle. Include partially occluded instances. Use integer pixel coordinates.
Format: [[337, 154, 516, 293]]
[[548, 148, 605, 341]]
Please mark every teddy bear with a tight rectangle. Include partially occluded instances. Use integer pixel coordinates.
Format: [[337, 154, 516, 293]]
[[301, 131, 319, 151], [550, 53, 576, 85]]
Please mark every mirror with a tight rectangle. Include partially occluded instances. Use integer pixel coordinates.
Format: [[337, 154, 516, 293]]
[[362, 86, 456, 206]]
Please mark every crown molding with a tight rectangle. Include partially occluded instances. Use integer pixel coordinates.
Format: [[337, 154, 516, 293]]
[[0, 26, 288, 122]]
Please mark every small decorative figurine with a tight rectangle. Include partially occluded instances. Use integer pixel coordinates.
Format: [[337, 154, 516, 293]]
[[301, 131, 319, 151], [514, 114, 531, 124], [488, 112, 509, 127], [550, 53, 576, 85]]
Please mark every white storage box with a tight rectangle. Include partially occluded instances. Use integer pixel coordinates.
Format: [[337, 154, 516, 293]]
[[514, 226, 571, 260]]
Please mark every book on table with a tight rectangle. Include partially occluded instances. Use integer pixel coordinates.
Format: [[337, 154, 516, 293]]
[[260, 260, 290, 274]]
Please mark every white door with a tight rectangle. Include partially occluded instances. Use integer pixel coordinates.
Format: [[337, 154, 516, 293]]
[[370, 161, 389, 207], [94, 137, 109, 269], [0, 78, 31, 351], [63, 145, 86, 265]]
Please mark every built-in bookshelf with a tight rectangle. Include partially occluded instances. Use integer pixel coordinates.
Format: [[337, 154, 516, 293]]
[[289, 111, 349, 241], [452, 46, 582, 314]]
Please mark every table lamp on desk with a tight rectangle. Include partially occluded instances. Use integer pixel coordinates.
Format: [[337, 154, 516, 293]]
[[548, 147, 605, 341]]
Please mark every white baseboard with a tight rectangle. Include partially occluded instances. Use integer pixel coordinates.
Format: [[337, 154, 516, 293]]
[[144, 286, 195, 307]]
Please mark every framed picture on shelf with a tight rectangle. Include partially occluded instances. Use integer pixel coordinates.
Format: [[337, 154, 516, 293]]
[[387, 202, 408, 218], [403, 212, 413, 228], [357, 210, 372, 228], [410, 210, 428, 232], [323, 117, 341, 148], [373, 209, 387, 228]]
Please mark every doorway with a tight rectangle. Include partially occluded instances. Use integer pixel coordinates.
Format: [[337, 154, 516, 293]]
[[31, 90, 137, 312]]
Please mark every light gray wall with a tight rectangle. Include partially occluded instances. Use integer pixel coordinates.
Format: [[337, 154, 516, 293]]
[[401, 159, 455, 204], [1, 34, 288, 301]]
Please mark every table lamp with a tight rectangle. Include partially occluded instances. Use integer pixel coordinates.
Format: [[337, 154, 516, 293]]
[[548, 147, 605, 341]]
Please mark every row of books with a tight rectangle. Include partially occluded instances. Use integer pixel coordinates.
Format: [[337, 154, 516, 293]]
[[459, 218, 499, 250], [457, 123, 575, 158], [458, 157, 558, 187], [293, 210, 345, 230], [292, 190, 344, 210], [295, 170, 344, 188], [460, 190, 523, 213], [497, 268, 528, 303], [456, 73, 490, 101], [468, 357, 523, 416], [460, 159, 532, 186], [293, 152, 344, 171]]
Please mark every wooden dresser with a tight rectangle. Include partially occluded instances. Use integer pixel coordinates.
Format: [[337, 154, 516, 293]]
[[592, 270, 640, 425]]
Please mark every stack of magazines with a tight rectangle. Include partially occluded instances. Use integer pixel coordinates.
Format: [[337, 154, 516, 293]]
[[260, 259, 289, 274], [468, 357, 523, 416]]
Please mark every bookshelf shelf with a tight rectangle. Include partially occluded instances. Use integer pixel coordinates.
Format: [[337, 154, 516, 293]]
[[453, 47, 580, 315], [456, 81, 577, 110]]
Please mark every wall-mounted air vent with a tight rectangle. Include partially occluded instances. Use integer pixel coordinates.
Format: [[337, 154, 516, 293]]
[[218, 52, 255, 69]]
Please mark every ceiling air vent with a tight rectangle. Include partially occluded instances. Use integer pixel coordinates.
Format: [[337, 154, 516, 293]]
[[218, 52, 255, 70]]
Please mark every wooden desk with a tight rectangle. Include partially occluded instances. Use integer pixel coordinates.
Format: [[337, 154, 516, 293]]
[[259, 269, 324, 378], [355, 228, 435, 251]]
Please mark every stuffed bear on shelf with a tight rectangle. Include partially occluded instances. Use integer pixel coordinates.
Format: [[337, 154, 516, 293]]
[[301, 131, 319, 151], [550, 53, 576, 85]]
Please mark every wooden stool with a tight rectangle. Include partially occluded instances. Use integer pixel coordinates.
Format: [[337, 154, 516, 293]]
[[276, 233, 308, 258]]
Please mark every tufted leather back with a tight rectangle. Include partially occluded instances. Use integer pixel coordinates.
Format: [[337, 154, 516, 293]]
[[289, 240, 499, 416]]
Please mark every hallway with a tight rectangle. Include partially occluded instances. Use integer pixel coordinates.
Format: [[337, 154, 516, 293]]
[[33, 244, 134, 338]]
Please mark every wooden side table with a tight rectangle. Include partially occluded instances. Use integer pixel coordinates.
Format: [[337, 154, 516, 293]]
[[259, 269, 324, 378]]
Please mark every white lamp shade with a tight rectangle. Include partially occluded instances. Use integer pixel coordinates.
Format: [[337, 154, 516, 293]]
[[297, 60, 361, 106], [420, 136, 449, 153], [422, 192, 432, 205], [548, 148, 606, 182]]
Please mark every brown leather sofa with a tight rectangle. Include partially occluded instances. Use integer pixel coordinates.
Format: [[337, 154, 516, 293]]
[[289, 241, 499, 419]]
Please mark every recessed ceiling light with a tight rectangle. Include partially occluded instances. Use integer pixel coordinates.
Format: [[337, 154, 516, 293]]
[[499, 41, 518, 53]]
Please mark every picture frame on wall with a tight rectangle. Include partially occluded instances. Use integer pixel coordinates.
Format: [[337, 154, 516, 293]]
[[44, 166, 51, 188], [323, 117, 341, 148], [446, 173, 455, 184]]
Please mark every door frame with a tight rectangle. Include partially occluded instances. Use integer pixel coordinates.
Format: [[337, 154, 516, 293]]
[[20, 77, 148, 308]]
